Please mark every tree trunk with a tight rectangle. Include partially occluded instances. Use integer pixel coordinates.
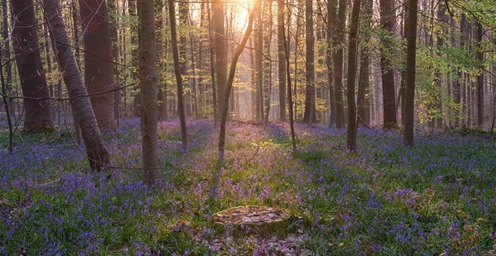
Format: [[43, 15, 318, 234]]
[[255, 3, 264, 122], [179, 0, 189, 117], [136, 0, 159, 184], [79, 0, 115, 131], [263, 3, 273, 123], [12, 0, 54, 132], [129, 0, 141, 117], [277, 0, 286, 121], [249, 37, 256, 120], [1, 0, 13, 120], [43, 0, 111, 170], [219, 0, 260, 159], [108, 0, 121, 126], [156, 1, 168, 121], [347, 0, 360, 151], [213, 0, 227, 122], [379, 0, 398, 129], [329, 0, 346, 128], [404, 0, 418, 146], [282, 12, 296, 153], [168, 0, 188, 150], [303, 0, 316, 123], [454, 14, 466, 127], [433, 0, 446, 128], [357, 0, 372, 127], [475, 20, 484, 128]]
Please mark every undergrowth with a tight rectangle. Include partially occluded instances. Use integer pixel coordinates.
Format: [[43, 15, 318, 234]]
[[1, 119, 495, 255]]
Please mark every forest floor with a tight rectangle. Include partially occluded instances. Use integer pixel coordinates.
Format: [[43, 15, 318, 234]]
[[1, 118, 496, 255]]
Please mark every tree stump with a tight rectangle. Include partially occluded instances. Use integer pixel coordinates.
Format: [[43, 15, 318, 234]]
[[211, 205, 293, 238]]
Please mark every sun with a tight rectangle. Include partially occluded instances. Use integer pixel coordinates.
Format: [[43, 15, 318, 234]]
[[227, 0, 256, 31]]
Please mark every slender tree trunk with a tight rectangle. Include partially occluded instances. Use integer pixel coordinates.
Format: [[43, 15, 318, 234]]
[[434, 0, 446, 128], [43, 0, 111, 170], [357, 0, 372, 127], [263, 3, 272, 123], [108, 0, 121, 126], [156, 0, 168, 121], [213, 0, 227, 122], [454, 14, 466, 127], [189, 33, 198, 119], [475, 20, 484, 128], [347, 0, 360, 151], [71, 0, 83, 143], [218, 0, 260, 159], [255, 3, 263, 122], [404, 0, 418, 146], [179, 0, 189, 116], [303, 0, 316, 123], [79, 0, 115, 131], [206, 3, 217, 121], [1, 0, 13, 120], [1, 61, 13, 153], [330, 0, 346, 128], [12, 0, 55, 132], [398, 7, 407, 126], [249, 36, 256, 120], [129, 0, 141, 117], [168, 0, 188, 150], [277, 0, 286, 121], [379, 0, 398, 129], [137, 0, 159, 184], [326, 0, 335, 127], [282, 13, 296, 152]]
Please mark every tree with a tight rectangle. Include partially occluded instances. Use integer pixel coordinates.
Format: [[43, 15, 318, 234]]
[[137, 0, 159, 184], [155, 1, 168, 121], [210, 0, 260, 205], [42, 0, 111, 170], [79, 0, 115, 131], [357, 0, 372, 127], [213, 0, 227, 122], [277, 0, 286, 121], [404, 0, 418, 146], [1, 0, 13, 120], [346, 0, 360, 151], [475, 20, 484, 128], [303, 0, 316, 123], [12, 0, 54, 132], [328, 0, 346, 128], [254, 3, 263, 122], [379, 0, 398, 129], [168, 0, 188, 150]]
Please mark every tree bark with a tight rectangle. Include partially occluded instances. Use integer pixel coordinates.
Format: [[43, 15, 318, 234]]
[[168, 0, 188, 150], [329, 0, 346, 128], [1, 0, 13, 120], [404, 0, 418, 146], [379, 0, 398, 129], [254, 3, 264, 122], [475, 20, 484, 128], [303, 0, 316, 123], [213, 0, 227, 122], [137, 0, 159, 184], [346, 0, 360, 151], [43, 0, 111, 170], [433, 0, 446, 128], [108, 0, 121, 125], [219, 0, 260, 159], [277, 0, 286, 121], [79, 0, 115, 131], [12, 0, 54, 132], [357, 0, 372, 127], [454, 14, 467, 127]]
